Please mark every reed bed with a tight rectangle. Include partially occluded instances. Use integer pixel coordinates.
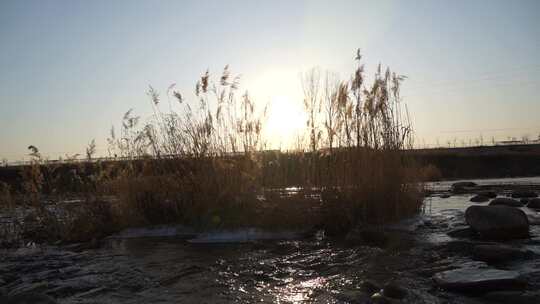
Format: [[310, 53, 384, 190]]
[[1, 50, 424, 243]]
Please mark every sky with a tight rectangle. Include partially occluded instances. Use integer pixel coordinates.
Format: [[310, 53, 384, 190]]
[[1, 0, 539, 161]]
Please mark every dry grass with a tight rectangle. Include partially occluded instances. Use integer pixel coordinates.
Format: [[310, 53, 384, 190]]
[[2, 49, 424, 243]]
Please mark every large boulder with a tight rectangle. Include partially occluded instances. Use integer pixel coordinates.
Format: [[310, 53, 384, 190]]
[[465, 206, 529, 239], [434, 268, 525, 292], [489, 197, 524, 207]]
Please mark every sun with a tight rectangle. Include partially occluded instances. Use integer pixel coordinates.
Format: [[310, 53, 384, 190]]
[[265, 95, 306, 149], [245, 67, 307, 149]]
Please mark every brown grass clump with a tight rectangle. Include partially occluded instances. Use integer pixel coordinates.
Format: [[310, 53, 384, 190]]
[[102, 50, 422, 233]]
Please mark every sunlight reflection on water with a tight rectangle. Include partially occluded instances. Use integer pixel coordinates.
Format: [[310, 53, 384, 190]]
[[274, 277, 327, 303]]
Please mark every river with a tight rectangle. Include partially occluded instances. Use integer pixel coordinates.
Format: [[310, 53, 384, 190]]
[[2, 177, 540, 303]]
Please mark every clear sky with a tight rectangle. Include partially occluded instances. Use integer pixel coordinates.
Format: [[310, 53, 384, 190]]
[[1, 0, 539, 161]]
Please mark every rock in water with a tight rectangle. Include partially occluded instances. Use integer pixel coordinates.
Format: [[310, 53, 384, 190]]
[[465, 206, 529, 239], [527, 198, 540, 209], [489, 197, 524, 207], [370, 292, 393, 304], [451, 181, 477, 193], [470, 195, 490, 203], [433, 268, 525, 292]]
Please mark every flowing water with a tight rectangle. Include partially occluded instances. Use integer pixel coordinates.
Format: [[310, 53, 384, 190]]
[[3, 177, 540, 303]]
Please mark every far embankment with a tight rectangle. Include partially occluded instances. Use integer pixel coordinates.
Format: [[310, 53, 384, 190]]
[[3, 143, 540, 188], [409, 143, 540, 180]]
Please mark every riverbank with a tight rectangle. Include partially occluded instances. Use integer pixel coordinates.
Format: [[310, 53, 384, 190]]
[[409, 143, 540, 180]]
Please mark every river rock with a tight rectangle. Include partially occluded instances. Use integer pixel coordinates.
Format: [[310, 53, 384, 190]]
[[511, 190, 538, 198], [527, 198, 540, 209], [470, 195, 490, 203], [371, 292, 393, 304], [452, 181, 477, 188], [433, 268, 525, 292], [472, 244, 533, 263], [465, 206, 529, 239], [489, 198, 524, 207], [451, 181, 477, 193]]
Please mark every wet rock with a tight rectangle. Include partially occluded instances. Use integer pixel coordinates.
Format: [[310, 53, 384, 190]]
[[465, 206, 529, 239], [451, 181, 477, 193], [370, 292, 393, 304], [470, 195, 490, 203], [358, 280, 380, 295], [489, 198, 524, 207], [472, 244, 533, 263], [0, 292, 57, 304], [381, 282, 407, 299], [511, 190, 538, 198], [527, 198, 540, 209], [447, 227, 475, 238], [433, 268, 525, 292]]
